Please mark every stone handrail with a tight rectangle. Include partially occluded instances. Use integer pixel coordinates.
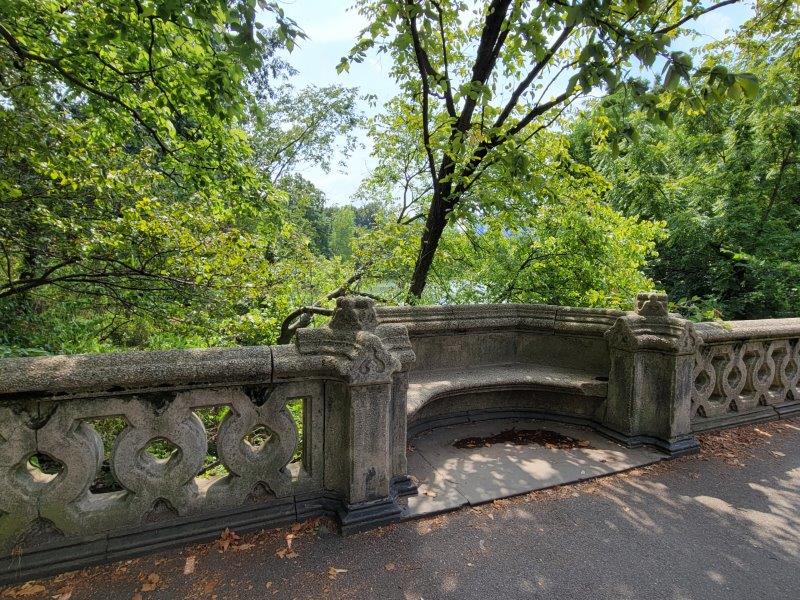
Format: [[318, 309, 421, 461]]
[[691, 319, 800, 430], [0, 296, 415, 583]]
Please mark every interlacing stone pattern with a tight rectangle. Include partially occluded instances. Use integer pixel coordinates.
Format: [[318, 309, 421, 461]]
[[691, 339, 800, 421], [0, 381, 322, 551]]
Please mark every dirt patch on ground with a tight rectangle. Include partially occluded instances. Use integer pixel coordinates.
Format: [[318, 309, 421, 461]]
[[453, 428, 592, 450], [697, 418, 800, 466]]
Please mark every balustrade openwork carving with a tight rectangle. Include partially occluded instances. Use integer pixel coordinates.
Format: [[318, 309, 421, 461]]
[[691, 337, 800, 423], [0, 382, 322, 550], [0, 296, 416, 584], [2, 296, 798, 584]]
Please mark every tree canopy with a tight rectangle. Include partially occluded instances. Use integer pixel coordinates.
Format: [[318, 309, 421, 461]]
[[571, 0, 800, 318], [0, 0, 797, 355], [342, 0, 757, 300]]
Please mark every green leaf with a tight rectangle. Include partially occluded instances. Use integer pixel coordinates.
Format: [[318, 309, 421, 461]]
[[735, 73, 759, 99]]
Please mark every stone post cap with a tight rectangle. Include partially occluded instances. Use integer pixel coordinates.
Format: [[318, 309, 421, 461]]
[[635, 292, 669, 317], [329, 296, 378, 332], [607, 292, 699, 354]]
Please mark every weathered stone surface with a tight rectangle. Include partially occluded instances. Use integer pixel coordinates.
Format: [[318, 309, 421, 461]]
[[0, 405, 39, 548], [691, 320, 800, 429], [407, 364, 607, 415], [604, 294, 701, 454], [695, 318, 800, 343], [0, 346, 274, 398], [635, 291, 669, 317], [379, 302, 615, 438], [0, 296, 413, 567], [1, 295, 799, 581], [295, 297, 412, 507]]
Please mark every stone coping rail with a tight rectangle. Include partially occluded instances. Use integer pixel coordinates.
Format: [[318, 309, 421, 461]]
[[0, 346, 275, 398]]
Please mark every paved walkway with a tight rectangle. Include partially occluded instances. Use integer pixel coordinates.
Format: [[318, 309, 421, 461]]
[[405, 419, 664, 516], [4, 419, 800, 600]]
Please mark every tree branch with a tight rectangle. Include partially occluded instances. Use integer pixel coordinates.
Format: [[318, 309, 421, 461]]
[[493, 24, 575, 130], [653, 0, 741, 35], [403, 0, 440, 187], [276, 263, 373, 344], [0, 21, 172, 154]]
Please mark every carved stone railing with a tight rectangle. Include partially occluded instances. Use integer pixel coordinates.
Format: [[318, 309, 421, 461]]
[[2, 292, 799, 583], [0, 296, 415, 583], [691, 319, 800, 430]]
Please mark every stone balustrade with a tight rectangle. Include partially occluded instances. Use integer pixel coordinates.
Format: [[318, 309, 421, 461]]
[[691, 319, 800, 430], [0, 296, 414, 583], [0, 293, 798, 583]]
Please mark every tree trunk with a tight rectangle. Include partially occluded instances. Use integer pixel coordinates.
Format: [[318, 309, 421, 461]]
[[406, 190, 449, 302]]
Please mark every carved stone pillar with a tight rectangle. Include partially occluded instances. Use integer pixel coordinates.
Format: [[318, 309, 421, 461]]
[[603, 293, 701, 456], [294, 296, 416, 533]]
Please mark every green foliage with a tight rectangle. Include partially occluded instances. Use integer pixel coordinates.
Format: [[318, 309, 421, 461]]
[[251, 84, 363, 181], [1, 0, 796, 362], [344, 0, 751, 299], [570, 0, 800, 319], [431, 139, 662, 307], [355, 107, 662, 307], [277, 175, 332, 257], [329, 206, 357, 260], [0, 1, 362, 354]]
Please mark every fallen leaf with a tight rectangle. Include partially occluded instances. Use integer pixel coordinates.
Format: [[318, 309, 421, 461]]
[[7, 583, 46, 597], [52, 590, 73, 600], [384, 562, 396, 572], [770, 450, 786, 457], [217, 528, 240, 552], [132, 594, 143, 600], [276, 548, 298, 559], [265, 582, 273, 589], [235, 543, 255, 551], [327, 567, 348, 580], [141, 573, 160, 592], [183, 556, 196, 575]]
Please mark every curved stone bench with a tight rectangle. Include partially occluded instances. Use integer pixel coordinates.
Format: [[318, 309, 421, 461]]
[[407, 364, 608, 415], [377, 304, 620, 436]]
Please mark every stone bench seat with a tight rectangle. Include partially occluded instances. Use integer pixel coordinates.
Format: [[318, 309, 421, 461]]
[[407, 363, 609, 415]]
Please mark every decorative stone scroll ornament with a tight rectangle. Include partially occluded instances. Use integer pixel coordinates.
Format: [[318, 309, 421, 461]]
[[635, 292, 669, 317], [0, 405, 40, 546], [295, 295, 413, 383], [603, 293, 701, 455]]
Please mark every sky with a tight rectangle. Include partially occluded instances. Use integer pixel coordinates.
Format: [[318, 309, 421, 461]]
[[268, 0, 754, 206]]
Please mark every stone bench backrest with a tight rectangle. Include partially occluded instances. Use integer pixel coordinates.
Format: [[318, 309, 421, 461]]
[[377, 304, 623, 374]]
